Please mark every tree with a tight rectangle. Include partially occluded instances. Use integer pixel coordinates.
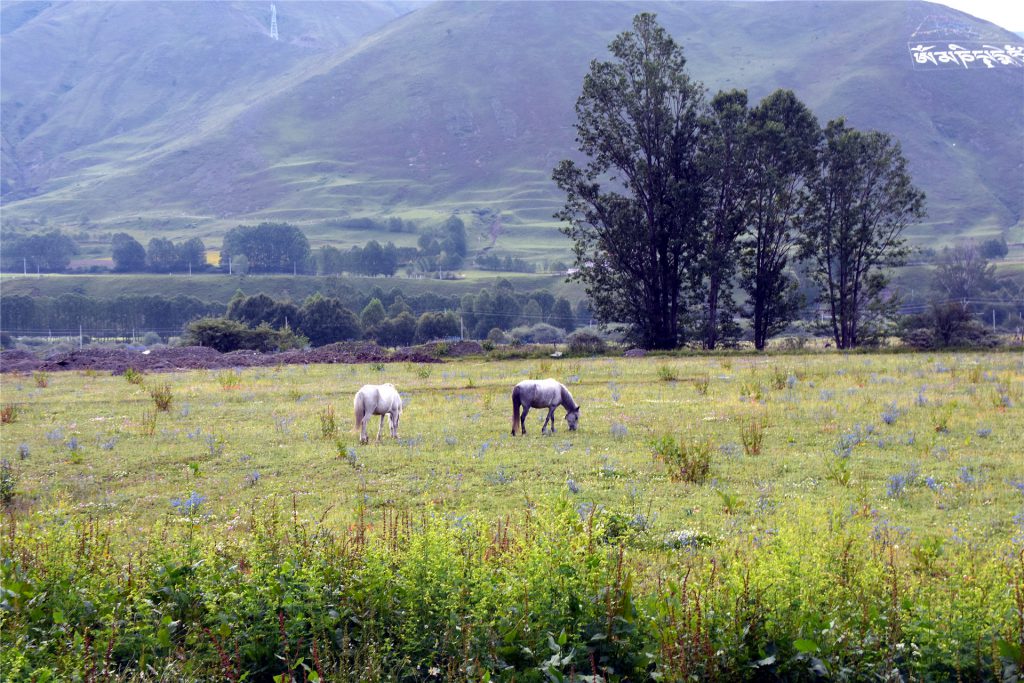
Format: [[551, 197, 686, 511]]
[[375, 312, 417, 347], [0, 294, 35, 330], [146, 238, 179, 272], [739, 90, 821, 350], [297, 294, 361, 346], [414, 311, 460, 343], [221, 222, 310, 273], [111, 233, 146, 272], [553, 13, 705, 349], [800, 119, 925, 349], [979, 236, 1008, 260], [226, 293, 297, 329], [932, 243, 997, 303], [361, 298, 387, 331], [699, 89, 751, 349], [550, 297, 577, 332], [442, 215, 468, 257], [521, 300, 544, 326], [4, 230, 79, 272], [179, 238, 206, 272]]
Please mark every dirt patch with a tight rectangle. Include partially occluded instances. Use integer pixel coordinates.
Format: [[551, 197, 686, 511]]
[[0, 341, 453, 375]]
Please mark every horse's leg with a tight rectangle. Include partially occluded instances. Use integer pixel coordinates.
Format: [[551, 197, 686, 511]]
[[521, 406, 530, 435], [544, 405, 561, 432], [360, 416, 369, 445], [389, 411, 398, 438], [377, 414, 386, 442]]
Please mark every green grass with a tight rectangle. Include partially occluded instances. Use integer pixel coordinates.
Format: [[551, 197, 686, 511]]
[[2, 352, 1022, 679], [2, 352, 1020, 534]]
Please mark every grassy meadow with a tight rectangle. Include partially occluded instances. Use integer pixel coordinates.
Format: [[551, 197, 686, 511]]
[[2, 351, 1023, 680]]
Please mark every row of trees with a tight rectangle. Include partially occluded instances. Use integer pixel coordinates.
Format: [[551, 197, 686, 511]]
[[0, 293, 221, 333], [554, 14, 927, 350], [217, 281, 584, 347], [111, 234, 207, 273], [1, 230, 79, 272]]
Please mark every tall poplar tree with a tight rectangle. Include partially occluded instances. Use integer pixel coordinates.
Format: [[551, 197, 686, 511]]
[[800, 119, 925, 348], [553, 13, 705, 349]]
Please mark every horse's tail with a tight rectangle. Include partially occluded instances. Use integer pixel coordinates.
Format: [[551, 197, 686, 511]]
[[511, 385, 522, 436], [354, 393, 365, 430]]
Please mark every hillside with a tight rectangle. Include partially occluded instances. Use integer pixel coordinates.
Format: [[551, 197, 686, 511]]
[[2, 1, 1022, 256]]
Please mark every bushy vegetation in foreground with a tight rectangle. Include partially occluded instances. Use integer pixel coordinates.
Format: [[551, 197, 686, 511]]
[[3, 498, 1020, 681], [1, 352, 1022, 679]]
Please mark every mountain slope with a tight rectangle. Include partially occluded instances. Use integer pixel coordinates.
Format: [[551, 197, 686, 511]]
[[1, 1, 1021, 251]]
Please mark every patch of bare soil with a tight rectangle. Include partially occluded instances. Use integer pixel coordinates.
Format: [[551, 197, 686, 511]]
[[0, 341, 452, 375]]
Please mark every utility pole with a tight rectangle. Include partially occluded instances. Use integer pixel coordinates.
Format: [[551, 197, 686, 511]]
[[270, 3, 279, 40]]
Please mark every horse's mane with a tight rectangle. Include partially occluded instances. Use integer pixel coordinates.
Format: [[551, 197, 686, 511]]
[[560, 383, 579, 411]]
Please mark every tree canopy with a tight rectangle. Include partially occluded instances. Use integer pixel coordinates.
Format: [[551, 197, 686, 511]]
[[553, 13, 705, 349]]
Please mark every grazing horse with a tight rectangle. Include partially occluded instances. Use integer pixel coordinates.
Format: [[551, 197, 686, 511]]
[[511, 378, 579, 436], [354, 383, 403, 444]]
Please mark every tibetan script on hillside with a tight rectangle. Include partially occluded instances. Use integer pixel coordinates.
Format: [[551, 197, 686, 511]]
[[909, 43, 1024, 69]]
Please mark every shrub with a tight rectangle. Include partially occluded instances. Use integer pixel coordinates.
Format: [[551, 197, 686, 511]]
[[486, 327, 508, 345], [1, 403, 20, 424], [183, 317, 307, 353], [740, 417, 768, 455], [149, 383, 173, 411], [566, 329, 606, 355], [507, 323, 566, 344], [0, 458, 16, 506], [318, 404, 337, 439], [657, 364, 678, 381], [124, 367, 144, 385], [33, 371, 49, 388], [651, 434, 713, 483], [900, 303, 999, 349], [217, 370, 242, 390]]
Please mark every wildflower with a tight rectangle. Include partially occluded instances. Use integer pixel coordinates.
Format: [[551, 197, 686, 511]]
[[171, 491, 206, 515], [976, 428, 992, 438], [959, 467, 976, 485], [881, 402, 901, 425], [17, 443, 30, 460], [566, 478, 580, 494], [887, 474, 908, 498], [610, 422, 628, 438]]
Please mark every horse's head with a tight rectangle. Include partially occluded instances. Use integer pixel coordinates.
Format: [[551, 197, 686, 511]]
[[565, 408, 579, 431]]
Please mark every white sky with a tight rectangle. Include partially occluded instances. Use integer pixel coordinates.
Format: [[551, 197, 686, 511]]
[[932, 0, 1024, 32]]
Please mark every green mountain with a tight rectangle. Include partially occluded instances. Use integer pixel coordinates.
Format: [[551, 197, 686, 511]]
[[2, 1, 1021, 255]]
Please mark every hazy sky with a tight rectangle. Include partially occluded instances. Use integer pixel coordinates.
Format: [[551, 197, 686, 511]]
[[934, 0, 1023, 32]]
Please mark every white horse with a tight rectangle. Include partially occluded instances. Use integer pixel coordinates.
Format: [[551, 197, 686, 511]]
[[354, 383, 403, 444], [511, 378, 579, 436]]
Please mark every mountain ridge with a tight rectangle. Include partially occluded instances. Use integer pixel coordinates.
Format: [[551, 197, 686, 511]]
[[1, 1, 1021, 255]]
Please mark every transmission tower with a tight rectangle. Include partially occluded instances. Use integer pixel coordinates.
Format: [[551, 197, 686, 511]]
[[270, 4, 279, 40]]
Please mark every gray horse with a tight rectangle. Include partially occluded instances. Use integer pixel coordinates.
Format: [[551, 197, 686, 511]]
[[354, 383, 403, 444], [511, 378, 579, 436]]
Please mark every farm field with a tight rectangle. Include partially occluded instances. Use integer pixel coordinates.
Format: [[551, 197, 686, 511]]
[[2, 351, 1023, 680]]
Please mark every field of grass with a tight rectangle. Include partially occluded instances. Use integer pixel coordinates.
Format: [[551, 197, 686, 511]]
[[2, 351, 1022, 680]]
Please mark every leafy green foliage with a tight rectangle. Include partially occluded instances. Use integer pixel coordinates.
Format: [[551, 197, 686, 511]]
[[651, 434, 713, 483], [221, 223, 311, 274], [183, 317, 307, 352], [800, 120, 925, 349]]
